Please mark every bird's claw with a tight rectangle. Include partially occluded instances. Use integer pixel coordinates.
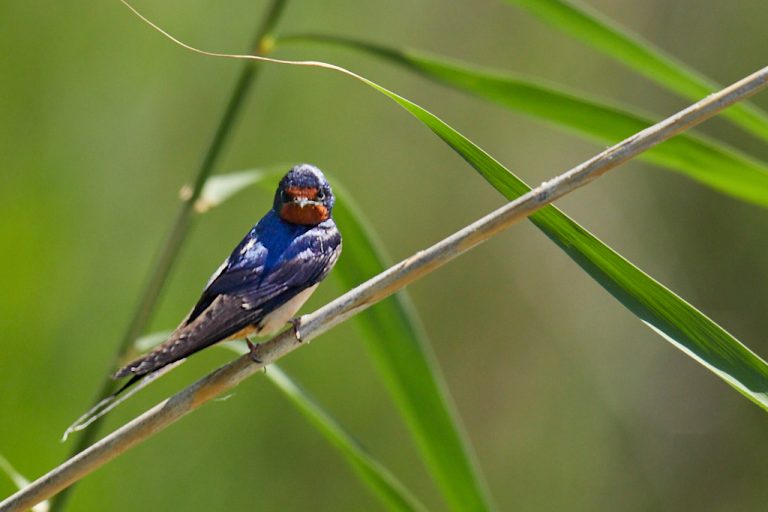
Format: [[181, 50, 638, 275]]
[[246, 337, 262, 364], [289, 317, 303, 342]]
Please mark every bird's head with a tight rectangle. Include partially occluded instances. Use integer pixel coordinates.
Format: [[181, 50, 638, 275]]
[[274, 164, 335, 226]]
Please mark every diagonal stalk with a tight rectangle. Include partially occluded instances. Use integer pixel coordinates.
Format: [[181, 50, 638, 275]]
[[49, 2, 289, 511]]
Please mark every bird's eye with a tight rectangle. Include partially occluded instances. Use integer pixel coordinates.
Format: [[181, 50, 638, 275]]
[[317, 190, 326, 200], [280, 189, 290, 202]]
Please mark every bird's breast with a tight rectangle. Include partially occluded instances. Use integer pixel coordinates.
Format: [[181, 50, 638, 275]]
[[256, 284, 319, 336]]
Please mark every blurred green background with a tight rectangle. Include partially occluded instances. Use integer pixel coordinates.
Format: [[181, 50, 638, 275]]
[[2, 0, 768, 510]]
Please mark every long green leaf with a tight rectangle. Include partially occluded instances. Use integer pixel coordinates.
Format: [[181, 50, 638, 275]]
[[283, 35, 768, 208], [133, 332, 426, 511], [331, 184, 494, 511], [0, 453, 49, 512], [194, 164, 292, 212], [265, 366, 428, 512], [506, 0, 768, 142], [203, 170, 494, 511], [221, 343, 428, 512], [197, 167, 283, 209], [352, 79, 768, 410]]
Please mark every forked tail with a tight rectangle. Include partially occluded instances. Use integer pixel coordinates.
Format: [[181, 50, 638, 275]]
[[62, 361, 182, 441]]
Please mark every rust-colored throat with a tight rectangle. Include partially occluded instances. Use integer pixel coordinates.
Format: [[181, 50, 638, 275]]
[[279, 186, 329, 226]]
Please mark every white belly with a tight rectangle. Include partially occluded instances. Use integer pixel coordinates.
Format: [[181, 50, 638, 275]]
[[256, 284, 318, 336]]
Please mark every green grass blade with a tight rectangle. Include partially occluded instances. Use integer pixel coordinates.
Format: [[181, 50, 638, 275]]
[[196, 164, 288, 212], [202, 170, 494, 511], [0, 453, 49, 512], [265, 366, 429, 512], [0, 454, 31, 494], [133, 332, 427, 512], [505, 0, 768, 142], [283, 35, 768, 208], [221, 342, 428, 512], [356, 82, 768, 410], [331, 184, 494, 512]]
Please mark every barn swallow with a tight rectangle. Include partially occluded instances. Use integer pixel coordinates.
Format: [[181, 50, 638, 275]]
[[117, 163, 342, 380], [62, 164, 341, 437]]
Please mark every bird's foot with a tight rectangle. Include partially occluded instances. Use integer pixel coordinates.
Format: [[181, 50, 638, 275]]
[[245, 337, 262, 364], [289, 317, 304, 342]]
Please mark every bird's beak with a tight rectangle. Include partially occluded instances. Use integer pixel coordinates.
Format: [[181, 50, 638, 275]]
[[293, 197, 322, 208]]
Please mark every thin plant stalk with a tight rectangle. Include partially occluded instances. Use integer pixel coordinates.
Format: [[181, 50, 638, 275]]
[[49, 2, 289, 511]]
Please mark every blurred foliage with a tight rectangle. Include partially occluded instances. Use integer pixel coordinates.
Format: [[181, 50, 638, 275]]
[[2, 1, 768, 511], [505, 0, 768, 140]]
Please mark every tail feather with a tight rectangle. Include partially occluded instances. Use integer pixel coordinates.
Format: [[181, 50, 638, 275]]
[[115, 294, 255, 378], [66, 294, 256, 439], [113, 331, 193, 379], [62, 361, 182, 441]]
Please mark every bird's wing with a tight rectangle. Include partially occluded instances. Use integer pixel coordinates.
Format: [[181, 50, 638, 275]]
[[115, 225, 341, 378], [233, 227, 342, 313], [182, 242, 268, 327]]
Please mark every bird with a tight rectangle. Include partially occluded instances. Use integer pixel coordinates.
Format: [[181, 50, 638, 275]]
[[64, 164, 341, 438], [116, 163, 342, 381]]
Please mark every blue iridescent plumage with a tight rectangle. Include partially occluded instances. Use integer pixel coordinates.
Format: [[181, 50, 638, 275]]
[[115, 164, 342, 378]]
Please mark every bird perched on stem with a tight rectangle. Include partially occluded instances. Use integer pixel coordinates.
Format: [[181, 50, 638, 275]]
[[66, 164, 341, 436], [117, 163, 342, 377]]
